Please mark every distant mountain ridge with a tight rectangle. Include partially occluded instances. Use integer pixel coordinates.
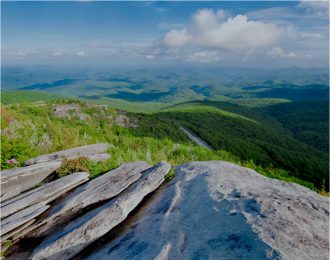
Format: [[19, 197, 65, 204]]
[[20, 79, 80, 90], [16, 77, 329, 107]]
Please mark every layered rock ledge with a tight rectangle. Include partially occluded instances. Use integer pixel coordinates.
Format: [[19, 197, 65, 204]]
[[1, 151, 328, 260]]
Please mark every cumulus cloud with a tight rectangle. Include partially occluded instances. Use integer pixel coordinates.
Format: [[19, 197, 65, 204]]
[[268, 47, 297, 59], [162, 9, 282, 50], [162, 28, 191, 47]]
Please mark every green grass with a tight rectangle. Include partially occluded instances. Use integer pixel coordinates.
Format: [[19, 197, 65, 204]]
[[1, 96, 327, 193], [1, 90, 69, 104], [162, 104, 258, 123]]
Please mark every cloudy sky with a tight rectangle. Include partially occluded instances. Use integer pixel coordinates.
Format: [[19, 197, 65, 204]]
[[2, 1, 329, 68]]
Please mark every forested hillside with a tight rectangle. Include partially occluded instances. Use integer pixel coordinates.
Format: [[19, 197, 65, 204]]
[[1, 92, 328, 192], [132, 101, 328, 191], [262, 101, 329, 152]]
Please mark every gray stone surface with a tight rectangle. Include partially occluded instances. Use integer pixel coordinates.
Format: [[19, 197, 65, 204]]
[[1, 153, 109, 201], [83, 161, 329, 260], [1, 161, 62, 201], [1, 203, 50, 236], [1, 219, 35, 242], [31, 161, 171, 260], [24, 161, 152, 238], [1, 172, 89, 219], [115, 115, 138, 128], [52, 104, 90, 120], [86, 153, 111, 163], [25, 143, 110, 165]]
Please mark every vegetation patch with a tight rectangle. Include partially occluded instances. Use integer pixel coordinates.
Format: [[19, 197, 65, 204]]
[[56, 157, 89, 178], [164, 167, 175, 182], [1, 96, 328, 193]]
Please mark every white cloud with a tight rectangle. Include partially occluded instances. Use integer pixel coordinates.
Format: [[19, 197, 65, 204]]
[[76, 50, 86, 57], [51, 50, 63, 57], [298, 0, 329, 19], [162, 28, 191, 47], [268, 47, 297, 59], [145, 54, 155, 60], [162, 9, 282, 50], [300, 32, 324, 39], [4, 50, 28, 57], [187, 50, 221, 63]]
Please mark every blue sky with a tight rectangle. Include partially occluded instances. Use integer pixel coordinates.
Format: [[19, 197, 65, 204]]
[[2, 1, 329, 67]]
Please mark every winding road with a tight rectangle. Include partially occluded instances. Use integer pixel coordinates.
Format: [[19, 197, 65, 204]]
[[179, 126, 215, 151]]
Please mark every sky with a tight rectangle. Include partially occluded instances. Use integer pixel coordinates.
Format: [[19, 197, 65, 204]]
[[1, 1, 329, 68]]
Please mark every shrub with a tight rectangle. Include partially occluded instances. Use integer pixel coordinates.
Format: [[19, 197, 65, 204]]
[[165, 167, 175, 182], [56, 156, 89, 177]]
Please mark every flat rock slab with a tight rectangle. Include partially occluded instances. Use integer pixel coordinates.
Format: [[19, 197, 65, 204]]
[[1, 154, 110, 201], [1, 219, 35, 242], [25, 143, 110, 165], [1, 172, 89, 219], [1, 203, 50, 236], [23, 161, 152, 239], [1, 161, 62, 201], [81, 161, 328, 260], [31, 161, 171, 260], [86, 153, 110, 163]]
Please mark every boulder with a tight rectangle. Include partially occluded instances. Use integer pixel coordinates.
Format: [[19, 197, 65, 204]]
[[25, 143, 110, 165], [31, 161, 171, 260], [1, 172, 89, 219], [81, 161, 329, 260], [21, 161, 152, 239]]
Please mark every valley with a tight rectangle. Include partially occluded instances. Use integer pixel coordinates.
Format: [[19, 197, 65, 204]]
[[1, 76, 329, 192]]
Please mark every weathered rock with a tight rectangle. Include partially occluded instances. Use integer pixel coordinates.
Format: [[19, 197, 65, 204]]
[[82, 161, 329, 260], [25, 143, 110, 165], [1, 219, 35, 242], [1, 161, 62, 201], [31, 161, 171, 260], [1, 203, 50, 236], [1, 153, 110, 201], [115, 115, 138, 128], [53, 104, 90, 120], [86, 153, 111, 163], [23, 161, 152, 239], [1, 172, 89, 219]]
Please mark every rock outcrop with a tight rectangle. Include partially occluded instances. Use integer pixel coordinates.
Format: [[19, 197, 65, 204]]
[[82, 161, 329, 260], [1, 172, 89, 241], [27, 161, 152, 238], [1, 172, 90, 219], [25, 143, 110, 165], [1, 152, 110, 201], [1, 161, 62, 201], [52, 104, 90, 121], [2, 158, 328, 260], [31, 161, 171, 260]]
